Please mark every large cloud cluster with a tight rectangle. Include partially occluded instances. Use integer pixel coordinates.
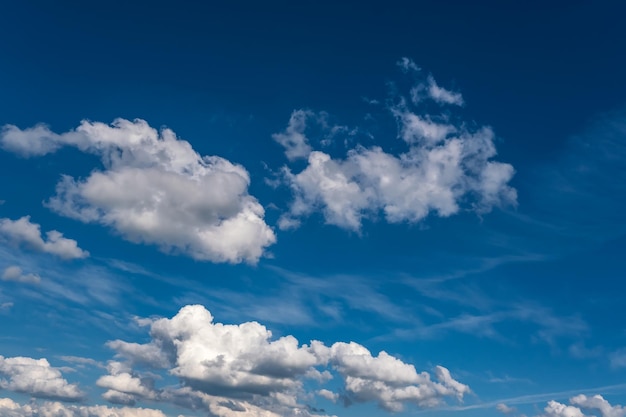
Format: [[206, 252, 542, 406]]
[[0, 119, 275, 263], [102, 305, 469, 416], [274, 59, 516, 231]]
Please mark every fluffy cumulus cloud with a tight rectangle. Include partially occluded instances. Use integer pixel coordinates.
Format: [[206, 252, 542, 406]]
[[0, 397, 168, 417], [329, 343, 470, 412], [275, 59, 516, 231], [541, 395, 626, 417], [0, 216, 88, 259], [1, 265, 41, 284], [0, 119, 275, 263], [100, 305, 469, 416], [96, 361, 158, 406], [0, 355, 83, 401]]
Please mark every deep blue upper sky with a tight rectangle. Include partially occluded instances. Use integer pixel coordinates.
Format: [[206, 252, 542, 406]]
[[1, 2, 625, 417]]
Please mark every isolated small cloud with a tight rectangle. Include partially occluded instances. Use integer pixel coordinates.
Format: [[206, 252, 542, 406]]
[[272, 109, 314, 160], [397, 57, 420, 73], [497, 403, 516, 414], [0, 355, 84, 401], [427, 75, 464, 106], [1, 266, 41, 284], [0, 216, 88, 259], [0, 119, 276, 264]]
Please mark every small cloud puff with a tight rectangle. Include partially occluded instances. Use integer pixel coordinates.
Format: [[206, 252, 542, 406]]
[[497, 403, 517, 414], [0, 216, 88, 260], [397, 57, 420, 73], [1, 266, 41, 284]]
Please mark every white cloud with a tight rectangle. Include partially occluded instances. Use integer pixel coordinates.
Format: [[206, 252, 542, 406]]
[[59, 355, 104, 369], [0, 216, 88, 259], [397, 57, 420, 73], [540, 395, 626, 417], [106, 340, 170, 369], [316, 389, 339, 402], [160, 387, 297, 417], [2, 266, 41, 284], [96, 361, 158, 405], [272, 110, 314, 160], [281, 151, 370, 231], [277, 65, 516, 231], [329, 342, 469, 411], [0, 124, 65, 157], [0, 355, 83, 401], [0, 118, 276, 264], [280, 127, 516, 231], [145, 305, 322, 397], [543, 401, 585, 417], [104, 304, 469, 415], [427, 75, 464, 106], [570, 395, 626, 417], [497, 403, 516, 414], [394, 110, 456, 145], [0, 397, 168, 417]]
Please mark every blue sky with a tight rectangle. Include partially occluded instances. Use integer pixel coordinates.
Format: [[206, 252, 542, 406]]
[[1, 1, 626, 417]]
